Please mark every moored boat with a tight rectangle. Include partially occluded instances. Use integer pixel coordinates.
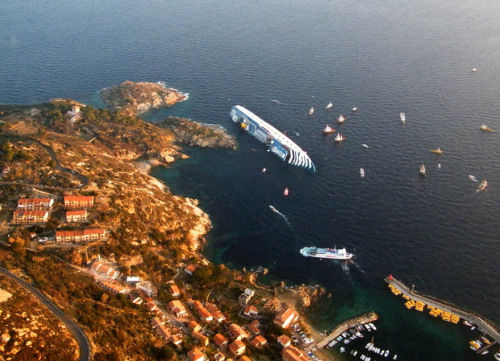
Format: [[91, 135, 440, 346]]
[[480, 124, 494, 132], [300, 246, 353, 260], [352, 107, 358, 112], [360, 168, 365, 178], [419, 164, 426, 176], [468, 175, 478, 182], [335, 133, 346, 142], [325, 102, 333, 109], [478, 180, 488, 191], [323, 124, 335, 134], [283, 188, 289, 196], [309, 106, 315, 115], [400, 112, 406, 123], [362, 143, 369, 148], [430, 147, 443, 154], [337, 114, 346, 123]]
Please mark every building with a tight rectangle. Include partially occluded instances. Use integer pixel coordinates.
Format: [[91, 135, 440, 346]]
[[227, 324, 248, 341], [274, 304, 299, 329], [248, 320, 261, 335], [151, 317, 165, 329], [17, 198, 54, 210], [155, 323, 170, 340], [167, 300, 188, 318], [170, 334, 182, 346], [277, 335, 291, 348], [64, 195, 94, 208], [12, 210, 49, 224], [282, 345, 308, 361], [168, 284, 181, 297], [55, 228, 106, 243], [243, 305, 258, 317], [187, 348, 207, 361], [191, 331, 209, 347], [213, 333, 228, 348], [184, 264, 200, 275], [239, 288, 255, 305], [66, 209, 88, 222], [249, 335, 267, 349], [195, 306, 213, 322], [213, 352, 225, 361], [229, 339, 246, 357], [90, 261, 120, 279], [99, 280, 129, 294], [205, 302, 226, 323], [188, 321, 201, 332]]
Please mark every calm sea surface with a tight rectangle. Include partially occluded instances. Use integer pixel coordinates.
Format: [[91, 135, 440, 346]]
[[2, 0, 500, 359]]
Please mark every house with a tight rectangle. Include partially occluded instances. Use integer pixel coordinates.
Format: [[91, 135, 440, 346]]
[[56, 228, 106, 243], [191, 300, 204, 310], [205, 302, 226, 323], [248, 320, 260, 335], [274, 304, 299, 329], [249, 335, 267, 349], [184, 264, 200, 275], [213, 333, 228, 348], [277, 335, 291, 348], [167, 300, 188, 318], [282, 345, 308, 361], [188, 321, 201, 332], [155, 323, 170, 340], [99, 280, 129, 294], [17, 197, 54, 210], [227, 324, 248, 341], [126, 276, 140, 285], [12, 210, 49, 224], [90, 261, 120, 279], [229, 339, 246, 357], [187, 348, 207, 361], [239, 288, 255, 305], [64, 195, 94, 208], [192, 331, 209, 346], [170, 334, 182, 346], [145, 301, 158, 313], [168, 284, 181, 297], [66, 209, 88, 222], [243, 305, 258, 317], [213, 352, 225, 361], [195, 307, 213, 322], [151, 317, 165, 329]]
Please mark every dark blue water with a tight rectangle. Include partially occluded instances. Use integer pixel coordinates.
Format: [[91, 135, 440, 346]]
[[2, 0, 500, 359]]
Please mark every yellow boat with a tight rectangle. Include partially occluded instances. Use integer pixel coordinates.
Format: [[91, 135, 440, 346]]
[[480, 124, 495, 132], [430, 148, 443, 154]]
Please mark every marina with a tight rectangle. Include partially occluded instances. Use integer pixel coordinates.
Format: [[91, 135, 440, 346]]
[[385, 275, 500, 347]]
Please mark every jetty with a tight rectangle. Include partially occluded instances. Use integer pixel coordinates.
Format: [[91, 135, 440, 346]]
[[316, 312, 378, 349], [385, 275, 500, 346]]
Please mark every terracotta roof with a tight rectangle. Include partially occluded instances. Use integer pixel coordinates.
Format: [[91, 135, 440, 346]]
[[64, 195, 94, 202], [213, 333, 228, 347], [282, 345, 308, 361], [187, 348, 206, 361], [229, 339, 245, 356], [66, 209, 87, 216], [277, 335, 291, 347]]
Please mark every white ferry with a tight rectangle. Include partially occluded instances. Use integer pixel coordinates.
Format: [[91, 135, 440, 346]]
[[300, 246, 353, 260]]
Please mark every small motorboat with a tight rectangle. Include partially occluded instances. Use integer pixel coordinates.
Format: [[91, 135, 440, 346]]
[[262, 168, 266, 173], [352, 107, 358, 112], [419, 164, 426, 176], [335, 133, 346, 142], [400, 112, 406, 124], [309, 106, 315, 115], [480, 124, 494, 132], [472, 68, 477, 72], [468, 175, 478, 182], [360, 168, 365, 178], [362, 144, 369, 148], [430, 148, 443, 154], [478, 180, 488, 192], [337, 114, 346, 123], [325, 102, 333, 109], [283, 188, 289, 196], [323, 124, 335, 134], [463, 320, 473, 327]]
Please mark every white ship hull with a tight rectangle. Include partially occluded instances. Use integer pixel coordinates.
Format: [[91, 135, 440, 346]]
[[300, 247, 353, 260]]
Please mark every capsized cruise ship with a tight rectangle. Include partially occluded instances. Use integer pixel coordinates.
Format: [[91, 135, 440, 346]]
[[300, 246, 353, 260], [230, 105, 316, 171]]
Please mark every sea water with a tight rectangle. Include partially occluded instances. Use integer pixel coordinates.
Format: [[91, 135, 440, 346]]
[[2, 0, 500, 359]]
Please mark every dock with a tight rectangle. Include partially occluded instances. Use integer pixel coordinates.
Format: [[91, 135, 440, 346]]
[[385, 275, 500, 345], [316, 312, 379, 349]]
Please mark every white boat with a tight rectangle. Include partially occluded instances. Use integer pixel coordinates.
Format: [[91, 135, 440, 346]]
[[384, 350, 389, 357], [400, 112, 406, 123], [300, 246, 353, 260], [352, 107, 358, 112], [478, 180, 488, 191], [326, 102, 333, 109], [393, 355, 397, 360], [337, 114, 346, 123], [283, 188, 289, 196], [309, 106, 315, 115], [494, 352, 500, 361], [463, 320, 473, 326], [323, 124, 335, 134], [419, 164, 426, 176], [262, 168, 267, 173], [472, 68, 477, 72], [468, 175, 478, 182], [369, 323, 377, 331], [362, 144, 369, 148], [360, 168, 365, 178], [340, 347, 345, 353], [335, 133, 346, 142]]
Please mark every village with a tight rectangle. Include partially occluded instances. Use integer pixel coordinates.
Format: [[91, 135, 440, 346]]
[[5, 194, 324, 361]]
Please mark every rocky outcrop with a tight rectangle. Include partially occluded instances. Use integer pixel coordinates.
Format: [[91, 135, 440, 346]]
[[100, 81, 187, 116], [159, 117, 237, 149]]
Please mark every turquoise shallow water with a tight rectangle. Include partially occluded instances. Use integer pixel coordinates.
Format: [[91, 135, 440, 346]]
[[2, 0, 500, 359]]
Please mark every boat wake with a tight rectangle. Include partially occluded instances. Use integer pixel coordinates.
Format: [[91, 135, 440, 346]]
[[269, 205, 294, 229]]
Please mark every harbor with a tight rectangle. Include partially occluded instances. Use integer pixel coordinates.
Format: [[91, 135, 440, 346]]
[[385, 275, 500, 349], [316, 312, 379, 349]]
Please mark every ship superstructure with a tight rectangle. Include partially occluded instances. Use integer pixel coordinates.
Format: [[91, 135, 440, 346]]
[[230, 105, 316, 171]]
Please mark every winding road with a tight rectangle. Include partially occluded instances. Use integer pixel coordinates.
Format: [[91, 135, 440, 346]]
[[0, 267, 91, 361]]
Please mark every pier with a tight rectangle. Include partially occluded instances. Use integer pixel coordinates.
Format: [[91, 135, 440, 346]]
[[316, 312, 379, 349], [385, 275, 500, 345]]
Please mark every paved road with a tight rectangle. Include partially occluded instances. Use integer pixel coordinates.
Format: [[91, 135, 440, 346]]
[[0, 267, 91, 361]]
